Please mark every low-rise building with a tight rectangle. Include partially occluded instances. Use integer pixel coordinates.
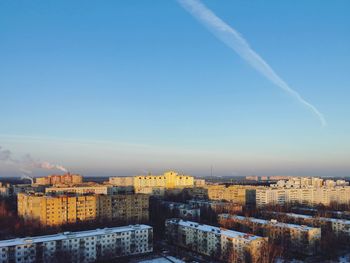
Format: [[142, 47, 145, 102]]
[[218, 214, 321, 255], [0, 225, 153, 263], [165, 218, 267, 263]]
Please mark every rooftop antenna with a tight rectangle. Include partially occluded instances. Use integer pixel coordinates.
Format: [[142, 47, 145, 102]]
[[210, 165, 213, 177]]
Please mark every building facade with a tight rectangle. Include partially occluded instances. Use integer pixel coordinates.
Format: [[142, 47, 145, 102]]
[[0, 225, 153, 263], [133, 171, 194, 192], [255, 187, 350, 207], [204, 185, 257, 205], [263, 211, 350, 237], [108, 177, 134, 187], [0, 183, 10, 197], [218, 214, 321, 255], [35, 174, 83, 186], [17, 193, 149, 226], [165, 219, 267, 263], [45, 186, 114, 195]]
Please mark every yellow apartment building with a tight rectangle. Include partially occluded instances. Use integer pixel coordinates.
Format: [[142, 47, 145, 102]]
[[133, 171, 194, 192]]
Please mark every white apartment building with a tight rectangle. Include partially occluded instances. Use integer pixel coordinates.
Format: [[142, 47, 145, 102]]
[[256, 186, 350, 207], [165, 219, 267, 263], [0, 225, 153, 263], [218, 214, 321, 255], [272, 177, 349, 189]]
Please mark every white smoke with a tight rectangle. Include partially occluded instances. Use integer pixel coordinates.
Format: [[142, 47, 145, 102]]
[[34, 162, 68, 173], [0, 146, 15, 163], [177, 0, 327, 126], [0, 146, 68, 174]]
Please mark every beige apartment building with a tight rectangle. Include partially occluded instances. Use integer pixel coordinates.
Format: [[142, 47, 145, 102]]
[[17, 193, 149, 226], [218, 214, 321, 255], [18, 193, 98, 226], [35, 174, 83, 185], [133, 171, 194, 192], [205, 185, 257, 205], [166, 218, 268, 263]]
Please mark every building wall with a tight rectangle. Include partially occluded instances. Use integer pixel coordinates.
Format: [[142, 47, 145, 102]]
[[0, 225, 153, 263], [133, 171, 194, 192], [256, 187, 350, 207], [218, 214, 321, 255], [45, 186, 111, 195], [35, 174, 83, 185], [111, 194, 149, 223], [165, 219, 267, 263], [109, 177, 134, 186], [17, 193, 149, 226], [205, 185, 256, 205]]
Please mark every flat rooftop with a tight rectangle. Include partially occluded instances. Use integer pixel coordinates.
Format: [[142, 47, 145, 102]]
[[218, 214, 318, 231], [0, 225, 152, 248], [167, 219, 262, 241], [271, 212, 350, 225]]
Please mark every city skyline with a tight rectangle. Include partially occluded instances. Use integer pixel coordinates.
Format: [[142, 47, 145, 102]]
[[1, 0, 350, 177]]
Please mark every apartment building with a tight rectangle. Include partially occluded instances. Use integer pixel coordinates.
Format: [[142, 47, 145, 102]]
[[156, 201, 200, 220], [194, 179, 206, 187], [17, 193, 149, 226], [218, 214, 321, 255], [35, 174, 83, 186], [111, 194, 149, 223], [165, 219, 267, 263], [45, 186, 114, 195], [263, 211, 350, 237], [108, 177, 134, 186], [0, 225, 153, 263], [0, 183, 10, 197], [272, 177, 349, 189], [18, 193, 99, 226], [133, 171, 194, 192], [188, 200, 243, 214], [255, 187, 350, 207], [204, 185, 257, 205]]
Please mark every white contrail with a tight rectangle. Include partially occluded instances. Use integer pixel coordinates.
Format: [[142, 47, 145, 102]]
[[177, 0, 327, 126]]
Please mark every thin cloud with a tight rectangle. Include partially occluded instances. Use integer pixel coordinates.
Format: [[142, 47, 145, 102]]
[[177, 0, 327, 126]]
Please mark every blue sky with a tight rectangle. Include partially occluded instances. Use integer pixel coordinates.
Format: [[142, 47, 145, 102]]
[[1, 0, 349, 177]]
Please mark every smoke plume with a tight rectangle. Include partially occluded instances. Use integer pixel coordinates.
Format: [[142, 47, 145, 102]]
[[0, 146, 68, 174], [177, 0, 327, 126]]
